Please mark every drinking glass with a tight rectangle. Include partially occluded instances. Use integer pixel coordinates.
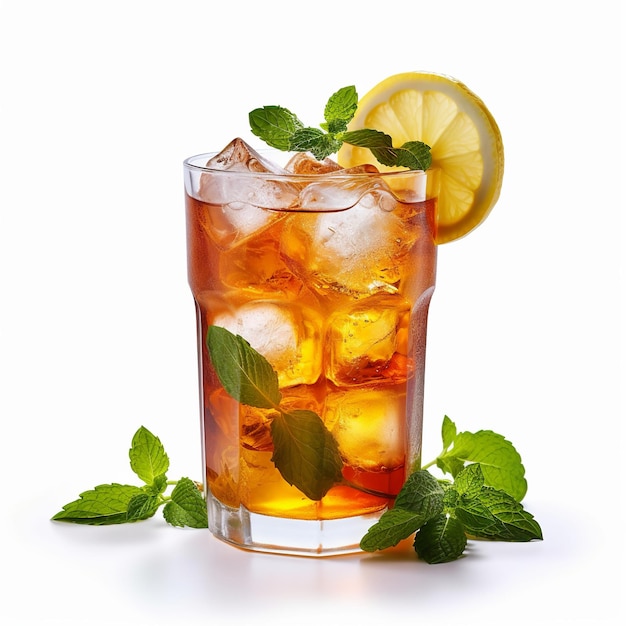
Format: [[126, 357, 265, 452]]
[[184, 140, 439, 556]]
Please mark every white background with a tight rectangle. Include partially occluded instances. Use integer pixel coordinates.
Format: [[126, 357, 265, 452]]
[[1, 1, 624, 624]]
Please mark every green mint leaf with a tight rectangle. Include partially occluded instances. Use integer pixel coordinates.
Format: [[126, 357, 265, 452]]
[[289, 127, 342, 160], [360, 507, 430, 552], [395, 470, 446, 514], [360, 470, 445, 552], [127, 493, 160, 521], [324, 119, 350, 135], [52, 484, 144, 525], [442, 486, 460, 510], [143, 473, 168, 496], [437, 429, 528, 501], [452, 497, 494, 535], [270, 409, 343, 501], [392, 141, 433, 170], [436, 455, 465, 477], [163, 477, 208, 528], [456, 487, 543, 541], [441, 415, 457, 449], [207, 326, 343, 501], [249, 89, 431, 170], [249, 105, 303, 151], [340, 128, 393, 150], [453, 463, 485, 499], [340, 130, 432, 171], [129, 426, 169, 485], [206, 325, 281, 409], [413, 513, 468, 564], [323, 85, 358, 133]]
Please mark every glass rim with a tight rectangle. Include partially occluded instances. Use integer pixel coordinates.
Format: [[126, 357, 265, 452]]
[[183, 150, 433, 180]]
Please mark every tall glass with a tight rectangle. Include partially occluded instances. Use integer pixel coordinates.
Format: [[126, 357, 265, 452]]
[[184, 140, 439, 556]]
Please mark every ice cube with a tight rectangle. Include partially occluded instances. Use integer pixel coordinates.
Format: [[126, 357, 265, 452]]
[[285, 152, 342, 174], [240, 382, 326, 452], [294, 165, 388, 212], [203, 388, 240, 506], [324, 387, 407, 471], [326, 293, 411, 386], [204, 137, 283, 173], [280, 187, 421, 298], [218, 220, 303, 295], [240, 404, 275, 452], [212, 300, 322, 387], [196, 138, 298, 248]]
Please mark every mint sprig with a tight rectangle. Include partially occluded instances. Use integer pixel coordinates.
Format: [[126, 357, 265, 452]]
[[206, 326, 343, 500], [428, 415, 528, 501], [359, 471, 445, 552], [52, 426, 207, 528], [249, 85, 432, 169], [360, 416, 542, 563]]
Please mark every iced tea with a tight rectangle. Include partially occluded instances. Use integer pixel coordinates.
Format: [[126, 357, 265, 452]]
[[184, 138, 438, 554]]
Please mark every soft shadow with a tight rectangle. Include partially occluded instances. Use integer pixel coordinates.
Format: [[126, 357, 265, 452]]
[[358, 537, 420, 563], [49, 515, 168, 547]]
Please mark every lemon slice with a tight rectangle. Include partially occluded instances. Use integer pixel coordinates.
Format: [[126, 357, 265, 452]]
[[337, 72, 504, 244]]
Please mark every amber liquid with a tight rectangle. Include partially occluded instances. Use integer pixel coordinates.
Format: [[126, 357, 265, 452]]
[[186, 190, 436, 521]]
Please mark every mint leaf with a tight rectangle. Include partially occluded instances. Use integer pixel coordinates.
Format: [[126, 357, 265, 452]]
[[340, 130, 432, 171], [163, 477, 208, 528], [413, 513, 467, 564], [437, 429, 528, 502], [129, 426, 169, 485], [442, 486, 459, 510], [143, 473, 168, 496], [323, 85, 358, 134], [127, 493, 160, 521], [441, 415, 457, 449], [206, 326, 281, 409], [52, 484, 145, 525], [338, 128, 403, 169], [436, 454, 465, 477], [456, 487, 543, 541], [290, 127, 342, 160], [207, 326, 344, 501], [392, 141, 433, 170], [453, 463, 485, 500], [360, 507, 430, 552], [360, 470, 444, 552], [270, 409, 343, 501], [340, 128, 393, 152], [395, 470, 446, 514], [52, 431, 208, 528], [249, 87, 432, 171], [249, 105, 303, 151]]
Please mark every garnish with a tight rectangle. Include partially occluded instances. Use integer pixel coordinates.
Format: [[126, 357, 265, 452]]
[[52, 334, 542, 565], [360, 416, 542, 563], [207, 327, 542, 563], [206, 326, 343, 501], [52, 426, 207, 528], [249, 85, 432, 170]]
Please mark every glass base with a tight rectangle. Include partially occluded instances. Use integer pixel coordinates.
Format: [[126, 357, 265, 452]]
[[207, 492, 385, 557]]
